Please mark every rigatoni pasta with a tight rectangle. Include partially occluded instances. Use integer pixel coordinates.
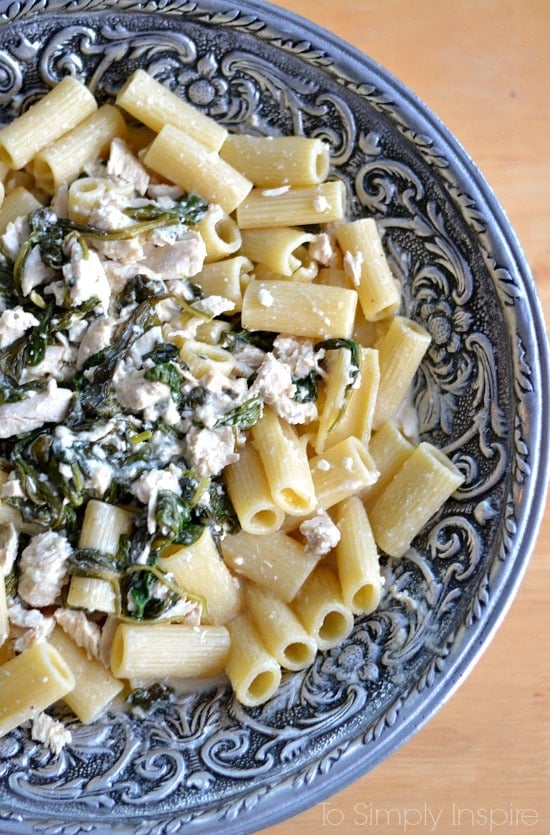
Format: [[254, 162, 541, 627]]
[[116, 68, 227, 152], [367, 442, 465, 558], [194, 255, 253, 312], [66, 500, 133, 614], [48, 627, 124, 724], [221, 529, 322, 603], [220, 134, 330, 187], [196, 206, 242, 263], [0, 186, 42, 234], [241, 279, 358, 338], [0, 573, 8, 647], [309, 436, 379, 510], [225, 613, 281, 707], [334, 496, 382, 614], [372, 315, 431, 429], [0, 76, 97, 170], [32, 104, 128, 194], [244, 582, 317, 671], [110, 622, 231, 679], [224, 442, 286, 535], [291, 563, 354, 650], [0, 642, 75, 737], [236, 180, 346, 228], [143, 123, 252, 214], [251, 406, 316, 516], [240, 227, 314, 276], [336, 217, 400, 321], [158, 528, 241, 626]]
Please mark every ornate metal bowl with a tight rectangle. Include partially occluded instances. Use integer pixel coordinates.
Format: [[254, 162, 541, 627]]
[[0, 1, 548, 832]]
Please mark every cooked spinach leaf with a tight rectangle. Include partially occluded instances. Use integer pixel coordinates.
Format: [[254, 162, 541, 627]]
[[154, 488, 204, 552], [214, 397, 262, 430], [0, 301, 55, 385], [221, 327, 276, 353], [124, 193, 208, 226], [315, 338, 361, 385], [122, 564, 183, 620], [292, 370, 319, 403], [202, 479, 239, 538]]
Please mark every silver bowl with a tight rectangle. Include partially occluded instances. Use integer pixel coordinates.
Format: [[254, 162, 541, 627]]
[[0, 1, 548, 833]]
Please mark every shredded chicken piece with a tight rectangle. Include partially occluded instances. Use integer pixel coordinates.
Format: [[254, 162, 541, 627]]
[[31, 712, 72, 756], [54, 608, 101, 661], [299, 510, 341, 557], [18, 530, 72, 607]]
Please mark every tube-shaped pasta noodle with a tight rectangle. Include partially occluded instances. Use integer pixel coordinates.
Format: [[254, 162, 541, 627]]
[[143, 124, 252, 214], [48, 627, 123, 724], [236, 180, 346, 229], [367, 442, 465, 558], [179, 339, 235, 377], [225, 613, 281, 707], [196, 205, 242, 262], [251, 406, 316, 516], [242, 279, 357, 339], [32, 105, 127, 194], [0, 76, 97, 170], [315, 345, 354, 454], [240, 227, 314, 276], [116, 68, 227, 152], [361, 420, 415, 502], [195, 318, 233, 345], [336, 217, 400, 321], [158, 527, 241, 626], [65, 578, 116, 614], [334, 496, 382, 614], [110, 622, 230, 679], [220, 134, 330, 187], [309, 435, 379, 510], [79, 500, 133, 554], [244, 583, 317, 671], [0, 186, 42, 234], [291, 564, 354, 650], [324, 347, 380, 450], [194, 256, 252, 312], [0, 642, 75, 738], [224, 442, 285, 535], [66, 500, 133, 614], [221, 529, 321, 603], [67, 176, 134, 225], [288, 245, 319, 282], [372, 315, 431, 429], [0, 500, 41, 535]]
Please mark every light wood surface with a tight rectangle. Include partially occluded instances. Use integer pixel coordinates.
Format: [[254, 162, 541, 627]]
[[261, 1, 550, 832]]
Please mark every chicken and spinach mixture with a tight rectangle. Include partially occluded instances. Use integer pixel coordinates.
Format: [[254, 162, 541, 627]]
[[0, 139, 339, 658]]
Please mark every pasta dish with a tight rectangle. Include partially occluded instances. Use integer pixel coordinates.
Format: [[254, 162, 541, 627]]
[[0, 71, 464, 754]]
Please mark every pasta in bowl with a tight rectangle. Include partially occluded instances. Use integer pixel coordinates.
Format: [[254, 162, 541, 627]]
[[0, 1, 547, 833]]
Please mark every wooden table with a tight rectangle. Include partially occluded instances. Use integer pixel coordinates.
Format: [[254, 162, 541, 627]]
[[262, 1, 550, 832]]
